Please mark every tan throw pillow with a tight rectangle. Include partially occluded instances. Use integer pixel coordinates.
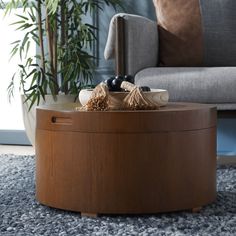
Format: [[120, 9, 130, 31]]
[[153, 0, 204, 66]]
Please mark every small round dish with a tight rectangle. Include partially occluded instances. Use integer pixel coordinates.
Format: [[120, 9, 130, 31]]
[[79, 89, 169, 107]]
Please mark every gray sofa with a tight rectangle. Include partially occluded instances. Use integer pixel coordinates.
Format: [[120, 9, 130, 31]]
[[104, 13, 236, 110]]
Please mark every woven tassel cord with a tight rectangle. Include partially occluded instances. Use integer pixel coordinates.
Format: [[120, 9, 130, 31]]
[[121, 81, 159, 110], [82, 83, 110, 111]]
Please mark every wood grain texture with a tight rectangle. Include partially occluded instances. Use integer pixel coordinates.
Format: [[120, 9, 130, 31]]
[[36, 103, 217, 214]]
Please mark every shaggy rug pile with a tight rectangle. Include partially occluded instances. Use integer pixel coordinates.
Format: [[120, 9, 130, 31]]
[[0, 154, 235, 236]]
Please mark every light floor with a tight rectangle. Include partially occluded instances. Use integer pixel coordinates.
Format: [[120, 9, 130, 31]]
[[0, 145, 35, 155], [0, 145, 235, 165]]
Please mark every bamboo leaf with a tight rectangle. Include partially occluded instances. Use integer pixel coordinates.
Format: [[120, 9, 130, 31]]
[[11, 40, 21, 45], [30, 72, 38, 88], [46, 0, 60, 14], [15, 13, 28, 20], [29, 63, 40, 67], [23, 90, 35, 103], [25, 41, 30, 58], [28, 92, 38, 111], [7, 73, 16, 102], [21, 34, 29, 48], [26, 68, 37, 80], [28, 7, 36, 22], [18, 64, 27, 74], [37, 70, 42, 85], [32, 36, 40, 45], [9, 45, 19, 60], [10, 20, 25, 26], [24, 84, 38, 92], [38, 86, 45, 100], [15, 23, 33, 31]]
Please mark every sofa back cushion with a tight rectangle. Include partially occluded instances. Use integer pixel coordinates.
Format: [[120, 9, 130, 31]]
[[153, 0, 236, 67]]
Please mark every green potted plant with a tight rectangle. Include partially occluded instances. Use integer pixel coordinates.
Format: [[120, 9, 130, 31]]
[[4, 0, 122, 145]]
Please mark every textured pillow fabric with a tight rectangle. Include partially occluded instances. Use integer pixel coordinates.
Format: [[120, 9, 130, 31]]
[[153, 0, 236, 67], [153, 0, 203, 66]]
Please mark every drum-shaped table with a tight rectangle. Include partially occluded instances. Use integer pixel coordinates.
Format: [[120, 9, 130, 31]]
[[36, 102, 217, 216]]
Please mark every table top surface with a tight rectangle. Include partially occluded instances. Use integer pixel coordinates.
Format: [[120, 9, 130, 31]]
[[37, 102, 216, 113], [36, 102, 217, 132]]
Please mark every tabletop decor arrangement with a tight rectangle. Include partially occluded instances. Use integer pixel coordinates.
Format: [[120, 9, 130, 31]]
[[78, 75, 169, 111]]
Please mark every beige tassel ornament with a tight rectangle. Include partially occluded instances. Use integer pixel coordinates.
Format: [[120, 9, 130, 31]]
[[121, 81, 159, 110], [80, 82, 123, 111], [82, 83, 110, 111]]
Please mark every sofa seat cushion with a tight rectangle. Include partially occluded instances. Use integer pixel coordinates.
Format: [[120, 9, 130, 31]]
[[135, 67, 236, 104], [153, 0, 236, 67]]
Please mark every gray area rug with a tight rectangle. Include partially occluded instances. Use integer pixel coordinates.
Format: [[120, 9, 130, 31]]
[[0, 154, 236, 236]]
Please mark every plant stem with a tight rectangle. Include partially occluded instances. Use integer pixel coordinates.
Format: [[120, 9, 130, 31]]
[[53, 16, 58, 86], [61, 0, 66, 48], [46, 11, 58, 94], [37, 0, 45, 73], [60, 0, 69, 94], [46, 13, 53, 72]]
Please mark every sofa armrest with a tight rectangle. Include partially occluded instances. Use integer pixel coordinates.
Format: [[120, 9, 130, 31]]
[[104, 13, 158, 76]]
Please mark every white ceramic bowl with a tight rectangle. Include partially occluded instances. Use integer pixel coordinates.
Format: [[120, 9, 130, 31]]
[[79, 88, 169, 107]]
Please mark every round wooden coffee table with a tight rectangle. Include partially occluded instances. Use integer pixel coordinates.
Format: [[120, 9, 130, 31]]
[[36, 102, 217, 216]]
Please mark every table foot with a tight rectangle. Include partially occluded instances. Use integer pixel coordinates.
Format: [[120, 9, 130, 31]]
[[81, 212, 98, 218], [191, 207, 202, 213]]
